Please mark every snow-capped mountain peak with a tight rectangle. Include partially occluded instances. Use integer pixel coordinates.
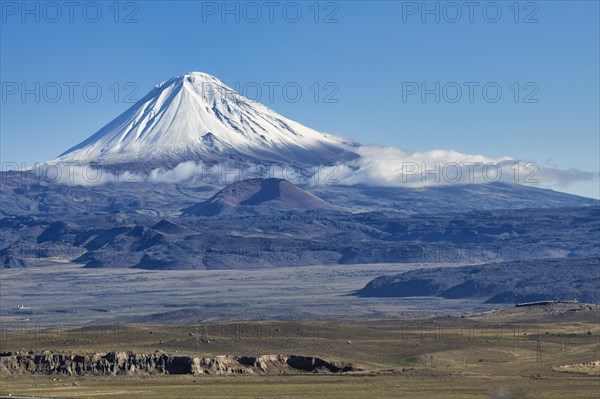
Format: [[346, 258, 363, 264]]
[[56, 72, 358, 167]]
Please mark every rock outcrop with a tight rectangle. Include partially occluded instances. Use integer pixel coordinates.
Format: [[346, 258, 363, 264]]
[[0, 351, 356, 376]]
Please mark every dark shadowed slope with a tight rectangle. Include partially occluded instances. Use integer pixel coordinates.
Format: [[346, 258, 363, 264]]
[[355, 257, 600, 304]]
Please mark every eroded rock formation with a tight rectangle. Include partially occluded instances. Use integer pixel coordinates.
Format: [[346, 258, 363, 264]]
[[0, 351, 356, 376]]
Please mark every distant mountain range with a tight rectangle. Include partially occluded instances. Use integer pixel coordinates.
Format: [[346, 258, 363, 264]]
[[1, 177, 598, 269], [1, 171, 596, 218]]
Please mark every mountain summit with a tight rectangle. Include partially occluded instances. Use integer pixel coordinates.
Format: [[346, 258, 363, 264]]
[[56, 72, 358, 167]]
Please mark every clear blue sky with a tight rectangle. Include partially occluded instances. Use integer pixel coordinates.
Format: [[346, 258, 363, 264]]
[[1, 1, 598, 197]]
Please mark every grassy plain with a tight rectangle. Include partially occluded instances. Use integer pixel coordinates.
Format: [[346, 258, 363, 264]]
[[1, 303, 598, 398]]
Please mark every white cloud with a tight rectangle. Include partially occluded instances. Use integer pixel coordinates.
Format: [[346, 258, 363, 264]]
[[44, 145, 598, 191]]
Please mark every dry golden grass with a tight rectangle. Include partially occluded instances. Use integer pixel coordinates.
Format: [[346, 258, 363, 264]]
[[1, 303, 598, 398]]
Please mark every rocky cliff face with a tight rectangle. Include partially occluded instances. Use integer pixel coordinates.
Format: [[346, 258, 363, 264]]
[[0, 351, 355, 376]]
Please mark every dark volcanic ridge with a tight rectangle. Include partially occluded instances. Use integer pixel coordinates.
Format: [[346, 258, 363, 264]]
[[1, 204, 598, 269], [355, 257, 600, 304]]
